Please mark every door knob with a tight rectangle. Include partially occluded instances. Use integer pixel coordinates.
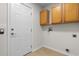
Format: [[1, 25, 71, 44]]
[[11, 33, 14, 35]]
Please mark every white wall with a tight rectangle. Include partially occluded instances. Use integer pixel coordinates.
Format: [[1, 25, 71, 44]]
[[24, 3, 43, 51], [42, 4, 79, 56], [0, 3, 43, 55], [0, 3, 8, 56]]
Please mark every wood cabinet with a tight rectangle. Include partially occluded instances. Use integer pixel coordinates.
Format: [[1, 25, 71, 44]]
[[51, 3, 79, 24], [40, 4, 79, 25], [40, 9, 49, 25], [51, 5, 62, 24], [63, 3, 79, 23]]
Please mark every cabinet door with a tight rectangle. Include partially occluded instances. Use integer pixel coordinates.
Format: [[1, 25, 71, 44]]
[[40, 10, 49, 25], [51, 6, 62, 24], [64, 3, 79, 23]]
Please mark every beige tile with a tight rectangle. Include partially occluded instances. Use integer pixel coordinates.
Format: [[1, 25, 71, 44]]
[[26, 47, 65, 56]]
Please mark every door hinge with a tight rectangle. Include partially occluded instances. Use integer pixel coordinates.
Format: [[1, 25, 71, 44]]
[[30, 13, 32, 15], [30, 45, 32, 48]]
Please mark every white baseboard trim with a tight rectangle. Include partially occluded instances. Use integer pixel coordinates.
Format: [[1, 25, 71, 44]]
[[32, 46, 42, 52], [43, 45, 73, 56]]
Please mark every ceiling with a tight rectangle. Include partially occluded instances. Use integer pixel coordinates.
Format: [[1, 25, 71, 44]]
[[36, 3, 60, 8], [36, 3, 52, 7]]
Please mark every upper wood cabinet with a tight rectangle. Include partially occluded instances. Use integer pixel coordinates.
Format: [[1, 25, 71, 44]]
[[51, 5, 62, 24], [40, 4, 79, 25], [51, 3, 79, 24], [40, 9, 49, 25], [63, 3, 79, 23]]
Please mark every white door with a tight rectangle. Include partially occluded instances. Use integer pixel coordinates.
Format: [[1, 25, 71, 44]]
[[8, 4, 32, 56]]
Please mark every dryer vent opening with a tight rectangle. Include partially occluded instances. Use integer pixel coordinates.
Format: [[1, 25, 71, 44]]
[[65, 49, 70, 52]]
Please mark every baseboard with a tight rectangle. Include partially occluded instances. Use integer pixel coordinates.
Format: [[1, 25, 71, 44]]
[[32, 46, 42, 52], [43, 45, 72, 56]]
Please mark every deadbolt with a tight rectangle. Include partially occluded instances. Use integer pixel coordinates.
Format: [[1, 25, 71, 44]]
[[11, 28, 14, 31]]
